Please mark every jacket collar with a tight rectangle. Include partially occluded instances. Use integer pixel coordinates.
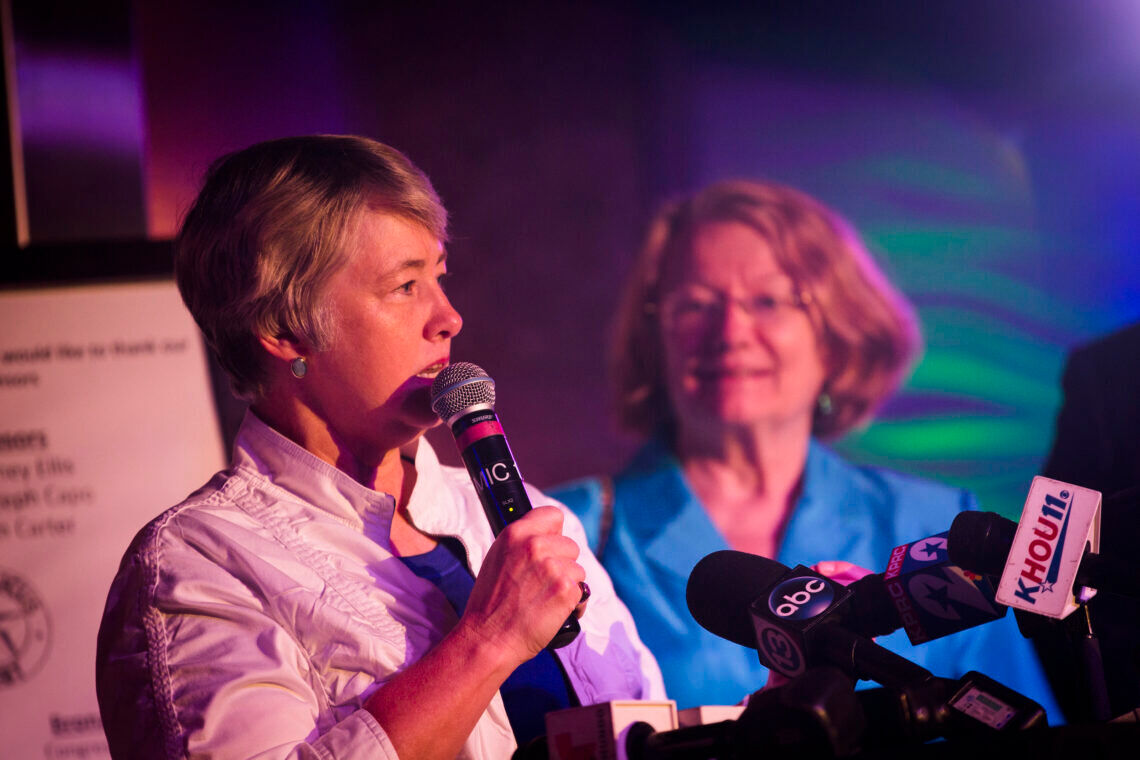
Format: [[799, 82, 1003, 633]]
[[232, 411, 443, 548], [617, 437, 865, 582], [614, 438, 724, 584], [779, 440, 867, 566], [233, 410, 491, 566]]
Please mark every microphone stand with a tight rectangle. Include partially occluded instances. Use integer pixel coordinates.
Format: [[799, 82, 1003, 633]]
[[1015, 596, 1111, 723], [626, 666, 864, 760], [1073, 604, 1112, 722]]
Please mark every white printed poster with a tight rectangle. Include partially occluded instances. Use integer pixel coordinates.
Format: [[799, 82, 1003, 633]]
[[0, 281, 226, 759]]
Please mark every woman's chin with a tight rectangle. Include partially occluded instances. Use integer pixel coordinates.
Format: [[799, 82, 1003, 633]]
[[685, 399, 800, 432], [690, 389, 771, 422], [373, 384, 441, 436], [404, 391, 442, 429]]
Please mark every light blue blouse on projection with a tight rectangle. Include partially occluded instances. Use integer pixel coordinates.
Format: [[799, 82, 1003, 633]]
[[549, 438, 1063, 722]]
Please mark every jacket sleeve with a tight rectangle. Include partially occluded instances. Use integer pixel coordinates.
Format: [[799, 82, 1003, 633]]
[[530, 483, 668, 704], [96, 517, 400, 760]]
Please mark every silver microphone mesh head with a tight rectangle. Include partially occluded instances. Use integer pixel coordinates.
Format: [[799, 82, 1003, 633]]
[[431, 362, 496, 421]]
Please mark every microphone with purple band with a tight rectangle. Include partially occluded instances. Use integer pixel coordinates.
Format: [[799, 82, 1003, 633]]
[[430, 361, 581, 648]]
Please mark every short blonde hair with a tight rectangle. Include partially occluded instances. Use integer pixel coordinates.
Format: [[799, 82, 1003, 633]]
[[612, 179, 920, 441], [175, 135, 447, 400]]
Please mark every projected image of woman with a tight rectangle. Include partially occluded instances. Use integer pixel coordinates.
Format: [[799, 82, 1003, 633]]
[[550, 180, 1061, 718]]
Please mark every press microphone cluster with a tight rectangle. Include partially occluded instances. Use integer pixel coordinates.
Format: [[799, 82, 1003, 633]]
[[686, 479, 1126, 670], [654, 474, 1140, 755], [624, 667, 1045, 759], [681, 545, 1047, 756], [686, 551, 934, 689], [430, 361, 580, 648], [686, 530, 1008, 678]]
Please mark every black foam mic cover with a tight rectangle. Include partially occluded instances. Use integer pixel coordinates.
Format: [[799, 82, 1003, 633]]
[[686, 550, 796, 648]]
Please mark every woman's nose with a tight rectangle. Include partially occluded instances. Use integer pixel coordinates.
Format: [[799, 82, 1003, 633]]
[[716, 297, 755, 344], [429, 288, 463, 340]]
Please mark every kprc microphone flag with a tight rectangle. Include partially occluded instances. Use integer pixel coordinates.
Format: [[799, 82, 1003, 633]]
[[883, 532, 1005, 644]]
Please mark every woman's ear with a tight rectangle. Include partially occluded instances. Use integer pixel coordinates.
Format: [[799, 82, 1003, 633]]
[[258, 330, 308, 362]]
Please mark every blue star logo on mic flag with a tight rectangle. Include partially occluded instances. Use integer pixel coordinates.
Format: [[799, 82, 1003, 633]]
[[924, 582, 954, 613], [908, 566, 1000, 623], [909, 535, 949, 564]]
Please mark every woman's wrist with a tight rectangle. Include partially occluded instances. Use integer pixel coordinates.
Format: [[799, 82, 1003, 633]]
[[445, 614, 523, 684]]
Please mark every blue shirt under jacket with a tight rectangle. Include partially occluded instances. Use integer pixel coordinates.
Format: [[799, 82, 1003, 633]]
[[549, 438, 1062, 722]]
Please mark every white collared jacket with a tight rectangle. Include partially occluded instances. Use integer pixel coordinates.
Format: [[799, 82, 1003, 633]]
[[96, 412, 665, 759]]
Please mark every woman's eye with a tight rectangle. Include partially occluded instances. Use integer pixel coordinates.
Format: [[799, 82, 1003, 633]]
[[437, 272, 452, 290], [396, 281, 415, 294]]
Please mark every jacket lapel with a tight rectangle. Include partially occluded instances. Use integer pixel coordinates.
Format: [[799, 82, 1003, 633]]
[[617, 440, 730, 590]]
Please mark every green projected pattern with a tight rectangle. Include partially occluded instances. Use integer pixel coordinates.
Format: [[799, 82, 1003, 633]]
[[691, 74, 1134, 518]]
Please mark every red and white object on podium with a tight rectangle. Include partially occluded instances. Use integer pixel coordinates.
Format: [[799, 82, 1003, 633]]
[[545, 700, 677, 760]]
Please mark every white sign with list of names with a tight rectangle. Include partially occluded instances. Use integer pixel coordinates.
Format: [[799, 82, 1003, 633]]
[[0, 280, 226, 759]]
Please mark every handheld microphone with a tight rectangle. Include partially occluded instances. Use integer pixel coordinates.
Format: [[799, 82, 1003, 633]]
[[687, 552, 934, 689], [430, 361, 580, 648]]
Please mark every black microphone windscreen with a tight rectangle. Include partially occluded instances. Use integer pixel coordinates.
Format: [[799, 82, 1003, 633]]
[[686, 550, 788, 648], [947, 511, 1018, 577], [843, 573, 903, 639]]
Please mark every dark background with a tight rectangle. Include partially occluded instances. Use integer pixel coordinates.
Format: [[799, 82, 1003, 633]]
[[5, 0, 1139, 502]]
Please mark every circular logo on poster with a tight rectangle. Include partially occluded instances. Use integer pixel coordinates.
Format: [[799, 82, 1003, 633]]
[[0, 568, 52, 688]]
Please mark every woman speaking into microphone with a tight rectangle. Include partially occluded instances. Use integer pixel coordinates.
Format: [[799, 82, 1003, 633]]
[[95, 135, 663, 760]]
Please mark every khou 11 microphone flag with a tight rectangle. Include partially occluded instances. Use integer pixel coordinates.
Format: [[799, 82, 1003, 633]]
[[996, 476, 1101, 619]]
